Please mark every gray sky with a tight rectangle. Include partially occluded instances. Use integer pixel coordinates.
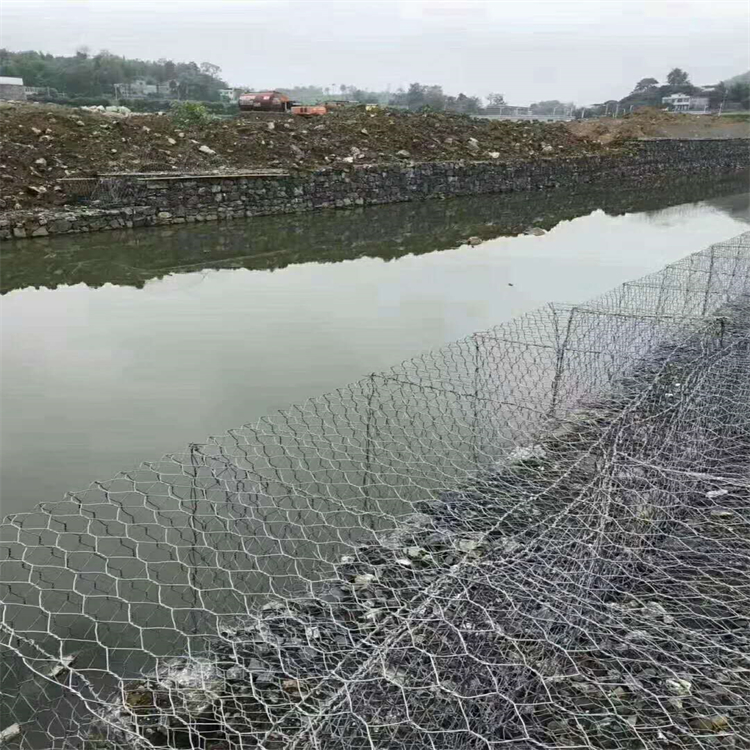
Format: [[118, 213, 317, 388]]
[[2, 0, 748, 104]]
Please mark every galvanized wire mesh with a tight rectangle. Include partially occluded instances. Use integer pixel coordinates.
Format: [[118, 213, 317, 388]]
[[2, 232, 750, 750]]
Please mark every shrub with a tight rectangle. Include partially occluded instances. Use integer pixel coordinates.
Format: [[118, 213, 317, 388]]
[[170, 101, 211, 127]]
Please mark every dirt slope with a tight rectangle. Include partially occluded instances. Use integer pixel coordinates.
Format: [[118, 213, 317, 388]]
[[568, 108, 750, 144], [1, 102, 607, 209]]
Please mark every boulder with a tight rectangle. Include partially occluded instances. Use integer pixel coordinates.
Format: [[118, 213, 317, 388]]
[[49, 219, 72, 234]]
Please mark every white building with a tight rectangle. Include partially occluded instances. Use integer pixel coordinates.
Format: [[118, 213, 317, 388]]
[[114, 79, 175, 99], [219, 88, 247, 102], [0, 76, 26, 101], [662, 93, 709, 113]]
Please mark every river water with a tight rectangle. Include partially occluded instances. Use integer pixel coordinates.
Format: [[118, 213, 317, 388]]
[[1, 175, 749, 519]]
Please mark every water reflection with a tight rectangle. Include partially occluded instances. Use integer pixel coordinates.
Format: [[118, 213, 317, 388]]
[[1, 174, 749, 520], [2, 172, 748, 295]]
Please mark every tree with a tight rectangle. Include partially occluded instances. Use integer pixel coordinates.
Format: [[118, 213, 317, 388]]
[[0, 48, 227, 101], [728, 81, 750, 109], [423, 85, 446, 110], [530, 99, 574, 115], [633, 77, 658, 92], [486, 92, 505, 108], [405, 82, 426, 110], [199, 62, 221, 78], [666, 68, 690, 86]]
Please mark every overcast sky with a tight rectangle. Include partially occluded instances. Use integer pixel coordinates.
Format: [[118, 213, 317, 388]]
[[2, 0, 748, 104]]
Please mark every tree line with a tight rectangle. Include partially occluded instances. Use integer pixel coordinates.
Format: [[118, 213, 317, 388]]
[[280, 83, 572, 116], [612, 67, 750, 113], [0, 48, 228, 101], [2, 49, 747, 116], [0, 48, 558, 115]]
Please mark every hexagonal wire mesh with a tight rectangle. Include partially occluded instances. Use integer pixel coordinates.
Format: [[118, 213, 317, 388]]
[[2, 232, 750, 750]]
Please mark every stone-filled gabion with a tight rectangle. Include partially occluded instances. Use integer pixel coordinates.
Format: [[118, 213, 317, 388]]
[[2, 139, 748, 242]]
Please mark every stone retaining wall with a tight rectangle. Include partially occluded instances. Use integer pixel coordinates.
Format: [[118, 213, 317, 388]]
[[2, 139, 748, 241]]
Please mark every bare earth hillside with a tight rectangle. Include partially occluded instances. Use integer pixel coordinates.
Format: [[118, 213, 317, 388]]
[[1, 103, 747, 211], [569, 109, 750, 144], [1, 103, 606, 209]]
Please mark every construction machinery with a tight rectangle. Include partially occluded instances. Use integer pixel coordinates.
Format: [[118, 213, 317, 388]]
[[238, 91, 293, 113]]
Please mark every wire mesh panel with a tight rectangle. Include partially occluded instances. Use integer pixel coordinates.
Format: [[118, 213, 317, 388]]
[[1, 232, 750, 750]]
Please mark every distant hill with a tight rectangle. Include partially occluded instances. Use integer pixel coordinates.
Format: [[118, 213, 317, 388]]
[[724, 71, 750, 85]]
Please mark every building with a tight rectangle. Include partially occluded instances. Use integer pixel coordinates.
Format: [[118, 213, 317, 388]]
[[114, 79, 175, 99], [25, 86, 55, 97], [0, 76, 26, 101], [219, 88, 246, 103], [662, 93, 709, 113]]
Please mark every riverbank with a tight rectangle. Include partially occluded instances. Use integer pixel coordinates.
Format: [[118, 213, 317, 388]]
[[0, 102, 607, 210], [1, 138, 748, 242], [3, 170, 747, 293]]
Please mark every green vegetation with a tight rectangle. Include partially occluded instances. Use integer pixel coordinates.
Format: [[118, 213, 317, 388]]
[[666, 67, 690, 86], [2, 45, 748, 117], [0, 48, 227, 101], [388, 83, 483, 113], [169, 101, 211, 127], [280, 82, 488, 114], [602, 67, 750, 115], [724, 71, 750, 87]]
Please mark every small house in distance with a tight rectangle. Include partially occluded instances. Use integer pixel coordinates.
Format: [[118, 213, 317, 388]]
[[0, 76, 26, 101], [113, 79, 176, 99], [662, 93, 709, 113]]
